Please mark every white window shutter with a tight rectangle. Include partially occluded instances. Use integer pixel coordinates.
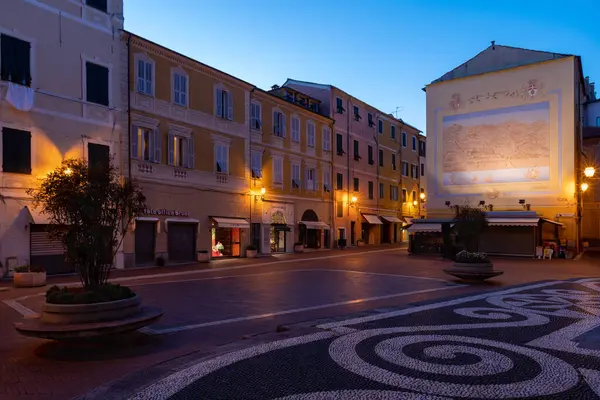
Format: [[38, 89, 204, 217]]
[[181, 76, 187, 105], [273, 111, 278, 134], [282, 114, 287, 137], [130, 125, 138, 159], [216, 88, 222, 117], [168, 133, 174, 165], [174, 74, 180, 103], [137, 61, 144, 93], [146, 62, 152, 94], [188, 137, 194, 169], [227, 91, 234, 120], [154, 129, 161, 163]]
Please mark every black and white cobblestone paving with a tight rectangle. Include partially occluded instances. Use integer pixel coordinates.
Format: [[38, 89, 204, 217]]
[[130, 278, 600, 400]]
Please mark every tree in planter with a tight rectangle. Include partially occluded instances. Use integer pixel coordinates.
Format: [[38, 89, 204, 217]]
[[27, 158, 146, 295], [453, 205, 488, 252]]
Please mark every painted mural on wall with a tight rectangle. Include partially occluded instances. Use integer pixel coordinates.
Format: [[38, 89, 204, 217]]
[[442, 101, 551, 186]]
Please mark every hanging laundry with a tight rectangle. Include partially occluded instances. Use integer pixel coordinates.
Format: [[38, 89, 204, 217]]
[[6, 82, 34, 112]]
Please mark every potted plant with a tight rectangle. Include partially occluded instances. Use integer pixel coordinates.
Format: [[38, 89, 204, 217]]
[[453, 205, 488, 254], [453, 250, 493, 271], [13, 265, 46, 288], [16, 158, 160, 337], [245, 244, 258, 258], [357, 239, 365, 247], [294, 241, 304, 253], [197, 250, 210, 263]]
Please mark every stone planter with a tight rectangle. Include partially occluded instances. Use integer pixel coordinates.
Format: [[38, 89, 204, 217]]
[[41, 294, 141, 324], [197, 251, 210, 263], [294, 244, 304, 253], [246, 249, 257, 258], [444, 261, 503, 283], [357, 241, 365, 247], [451, 261, 494, 272], [14, 272, 46, 288]]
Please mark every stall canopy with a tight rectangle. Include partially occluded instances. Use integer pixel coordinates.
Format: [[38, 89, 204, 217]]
[[211, 217, 250, 228], [487, 218, 539, 226], [299, 221, 330, 230], [362, 214, 383, 224], [380, 215, 404, 223], [407, 223, 443, 233], [540, 218, 564, 226]]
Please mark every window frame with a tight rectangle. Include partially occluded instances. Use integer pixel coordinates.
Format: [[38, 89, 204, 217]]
[[214, 143, 229, 174], [291, 162, 301, 189], [353, 177, 359, 192], [1, 126, 32, 174], [322, 126, 331, 151], [390, 125, 396, 139], [368, 181, 374, 200], [272, 156, 283, 185], [86, 0, 108, 13], [273, 110, 286, 138], [335, 97, 345, 114], [368, 145, 374, 165], [378, 119, 383, 134], [392, 153, 397, 170], [323, 165, 332, 192], [412, 136, 417, 151], [215, 85, 234, 120], [379, 182, 384, 199], [291, 116, 300, 142], [171, 67, 189, 107], [0, 32, 34, 87], [421, 162, 425, 177], [82, 55, 112, 107], [251, 150, 263, 178], [378, 148, 384, 167], [306, 167, 316, 191], [336, 172, 343, 190], [336, 133, 344, 155], [134, 53, 155, 96], [402, 131, 407, 147], [251, 101, 262, 131], [307, 121, 316, 147]]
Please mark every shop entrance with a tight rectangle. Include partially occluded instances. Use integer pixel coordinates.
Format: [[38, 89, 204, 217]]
[[135, 220, 156, 265], [270, 224, 289, 253], [300, 209, 319, 249], [212, 227, 241, 257], [167, 223, 196, 262]]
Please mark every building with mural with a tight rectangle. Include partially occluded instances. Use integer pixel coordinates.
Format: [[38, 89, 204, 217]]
[[418, 43, 587, 257], [282, 79, 421, 246], [0, 0, 124, 276], [248, 85, 334, 254]]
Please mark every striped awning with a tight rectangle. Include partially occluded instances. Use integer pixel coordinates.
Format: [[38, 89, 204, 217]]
[[407, 223, 442, 233], [300, 221, 330, 230], [487, 218, 539, 227], [362, 214, 383, 224], [380, 215, 404, 223]]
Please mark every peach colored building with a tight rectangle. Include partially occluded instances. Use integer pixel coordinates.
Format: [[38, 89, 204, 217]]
[[0, 0, 124, 276]]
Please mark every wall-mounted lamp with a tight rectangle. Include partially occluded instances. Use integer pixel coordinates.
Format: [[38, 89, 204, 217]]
[[518, 199, 526, 205], [412, 200, 418, 206], [419, 192, 426, 201], [445, 201, 451, 207], [581, 182, 589, 192], [584, 167, 595, 178], [260, 187, 266, 196], [479, 200, 485, 206]]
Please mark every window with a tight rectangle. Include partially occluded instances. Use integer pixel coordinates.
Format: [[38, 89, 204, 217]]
[[421, 162, 425, 177], [323, 166, 332, 192], [168, 134, 194, 168], [378, 149, 384, 167], [379, 182, 384, 199], [215, 144, 228, 173], [411, 164, 418, 179], [307, 122, 315, 147], [412, 136, 417, 151], [353, 140, 360, 161], [86, 0, 107, 12], [216, 88, 233, 120], [353, 106, 361, 121], [419, 140, 426, 157], [368, 113, 375, 127], [2, 127, 31, 174], [322, 127, 331, 151], [88, 143, 110, 172], [402, 162, 408, 177], [353, 177, 359, 191], [378, 119, 383, 134], [291, 117, 300, 142], [412, 191, 417, 202], [402, 131, 407, 147], [251, 102, 262, 130], [86, 62, 109, 106], [273, 157, 283, 184], [336, 133, 344, 155], [306, 168, 316, 191], [1, 34, 32, 87], [336, 173, 343, 190], [337, 200, 344, 218], [251, 151, 262, 178], [273, 111, 286, 137], [173, 73, 188, 106], [597, 116, 600, 127], [402, 189, 407, 203], [368, 181, 374, 200], [368, 145, 374, 165], [292, 163, 301, 188], [390, 185, 399, 201], [391, 125, 396, 139], [136, 59, 153, 95], [336, 97, 345, 114], [392, 154, 397, 170], [131, 126, 161, 162]]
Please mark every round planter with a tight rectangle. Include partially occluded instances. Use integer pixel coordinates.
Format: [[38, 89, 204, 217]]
[[41, 294, 141, 324], [14, 272, 46, 288], [357, 241, 365, 247], [246, 249, 258, 258], [197, 251, 210, 263], [451, 261, 493, 272], [294, 245, 304, 253]]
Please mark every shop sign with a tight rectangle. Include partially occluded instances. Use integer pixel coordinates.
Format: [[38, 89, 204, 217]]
[[144, 208, 189, 217]]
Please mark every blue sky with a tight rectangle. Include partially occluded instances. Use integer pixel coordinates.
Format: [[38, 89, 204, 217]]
[[124, 0, 599, 133]]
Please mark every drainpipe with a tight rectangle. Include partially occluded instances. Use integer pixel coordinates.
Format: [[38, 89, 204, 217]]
[[248, 87, 255, 251], [127, 33, 132, 181], [330, 118, 335, 248], [346, 97, 351, 230]]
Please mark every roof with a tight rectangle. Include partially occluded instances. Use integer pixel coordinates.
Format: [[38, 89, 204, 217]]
[[283, 78, 423, 133], [428, 43, 574, 85]]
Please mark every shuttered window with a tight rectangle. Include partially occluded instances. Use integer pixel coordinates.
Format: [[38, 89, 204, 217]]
[[0, 34, 31, 86], [2, 127, 31, 174], [88, 143, 110, 172], [86, 0, 108, 12], [86, 62, 109, 106]]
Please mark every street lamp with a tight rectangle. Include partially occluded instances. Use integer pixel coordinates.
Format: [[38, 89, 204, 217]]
[[419, 192, 425, 201], [412, 200, 418, 206], [584, 167, 595, 178], [260, 187, 266, 195], [581, 182, 589, 192]]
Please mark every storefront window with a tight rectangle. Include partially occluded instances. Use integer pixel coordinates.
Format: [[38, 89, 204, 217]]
[[212, 227, 241, 257]]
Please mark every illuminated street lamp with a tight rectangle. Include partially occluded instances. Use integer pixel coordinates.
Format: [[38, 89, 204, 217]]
[[584, 167, 595, 178], [260, 187, 266, 195], [412, 200, 418, 206], [581, 182, 589, 192], [351, 195, 357, 204], [419, 192, 425, 200]]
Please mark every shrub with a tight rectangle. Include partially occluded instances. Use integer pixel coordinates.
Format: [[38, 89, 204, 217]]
[[453, 205, 488, 252], [455, 250, 490, 264], [46, 283, 135, 304], [246, 244, 257, 251], [14, 265, 45, 273]]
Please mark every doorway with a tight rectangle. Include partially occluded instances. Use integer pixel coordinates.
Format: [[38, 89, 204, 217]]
[[393, 223, 398, 243], [168, 223, 197, 262], [135, 220, 156, 265], [270, 224, 289, 253], [350, 221, 356, 245]]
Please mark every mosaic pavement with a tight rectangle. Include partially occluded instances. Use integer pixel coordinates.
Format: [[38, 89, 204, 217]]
[[129, 278, 600, 399]]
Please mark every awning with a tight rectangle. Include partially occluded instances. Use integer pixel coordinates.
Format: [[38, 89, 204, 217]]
[[136, 216, 159, 222], [362, 214, 383, 224], [212, 217, 250, 228], [166, 217, 200, 224], [300, 221, 330, 230], [24, 206, 52, 224], [540, 218, 564, 226], [380, 215, 404, 223], [407, 223, 442, 233], [487, 217, 539, 227]]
